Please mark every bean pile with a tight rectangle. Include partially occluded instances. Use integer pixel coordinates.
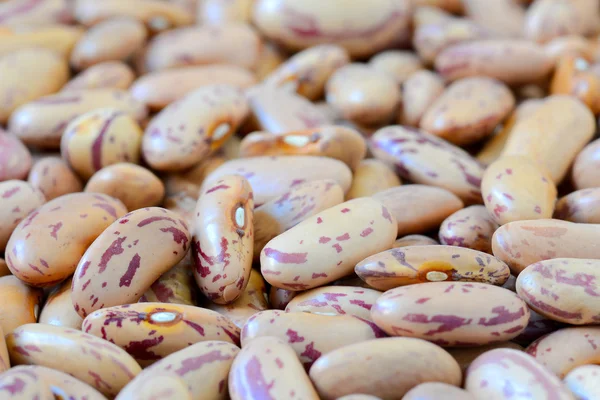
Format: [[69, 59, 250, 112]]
[[1, 0, 600, 399]]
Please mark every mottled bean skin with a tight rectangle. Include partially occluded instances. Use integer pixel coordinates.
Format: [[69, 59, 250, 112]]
[[555, 188, 600, 224], [143, 85, 249, 171], [404, 382, 476, 400], [6, 193, 126, 287], [309, 337, 462, 400], [269, 287, 297, 310], [62, 61, 135, 92], [285, 286, 382, 320], [357, 246, 510, 291], [491, 219, 600, 275], [121, 374, 191, 400], [139, 252, 196, 306], [564, 365, 600, 400], [85, 163, 165, 211], [372, 281, 529, 346], [72, 207, 191, 317], [0, 131, 32, 181], [39, 278, 83, 330], [393, 235, 438, 248], [0, 366, 54, 400], [7, 323, 141, 397], [202, 155, 352, 206], [373, 185, 464, 236], [526, 327, 600, 378], [192, 175, 254, 304], [399, 70, 445, 127], [0, 180, 45, 252], [465, 349, 574, 400], [82, 303, 240, 367], [261, 198, 397, 290], [28, 157, 83, 201], [370, 126, 484, 204], [253, 179, 344, 261], [446, 342, 524, 374], [239, 126, 366, 171], [572, 138, 600, 190], [439, 205, 499, 253], [230, 336, 319, 400], [0, 276, 42, 335], [116, 340, 239, 400]]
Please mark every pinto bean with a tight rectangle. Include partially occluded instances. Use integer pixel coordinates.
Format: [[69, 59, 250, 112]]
[[0, 276, 42, 335], [564, 365, 600, 400], [524, 0, 600, 43], [0, 326, 9, 373], [0, 0, 73, 25], [0, 366, 54, 400], [346, 159, 401, 200], [404, 382, 476, 400], [369, 50, 423, 85], [198, 0, 253, 25], [544, 35, 597, 63], [462, 0, 525, 37], [0, 26, 83, 58], [39, 278, 83, 330], [285, 286, 382, 320], [573, 138, 600, 190], [139, 252, 196, 305], [399, 70, 445, 127], [27, 157, 83, 201], [119, 374, 191, 400], [269, 287, 297, 310], [393, 235, 438, 248], [0, 180, 45, 253], [0, 130, 32, 182], [439, 205, 499, 253], [555, 188, 600, 223], [62, 61, 136, 92]]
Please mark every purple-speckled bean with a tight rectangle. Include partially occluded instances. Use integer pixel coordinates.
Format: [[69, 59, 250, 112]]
[[465, 349, 574, 400], [27, 157, 83, 201], [309, 337, 462, 400], [370, 126, 484, 204], [39, 278, 83, 330], [399, 70, 445, 127], [555, 188, 600, 224], [347, 159, 401, 200], [572, 138, 600, 190], [525, 0, 600, 43], [446, 341, 524, 374], [0, 131, 32, 181], [229, 336, 319, 400], [6, 192, 127, 287], [0, 180, 45, 252], [0, 276, 42, 335], [72, 207, 191, 317], [564, 365, 600, 400], [439, 205, 499, 253], [0, 366, 54, 400], [0, 326, 9, 373], [6, 323, 141, 397], [393, 235, 438, 248], [371, 281, 529, 346], [62, 61, 135, 92], [14, 365, 107, 400], [260, 197, 397, 290], [143, 85, 249, 171], [122, 374, 191, 400], [404, 382, 476, 400], [139, 252, 196, 305], [0, 0, 73, 26], [285, 286, 382, 320], [269, 287, 297, 310]]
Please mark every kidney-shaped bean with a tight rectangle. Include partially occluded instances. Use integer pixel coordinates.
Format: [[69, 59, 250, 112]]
[[572, 138, 600, 190], [399, 70, 445, 127], [62, 61, 135, 92], [439, 205, 499, 253], [285, 286, 382, 320], [27, 157, 82, 201]]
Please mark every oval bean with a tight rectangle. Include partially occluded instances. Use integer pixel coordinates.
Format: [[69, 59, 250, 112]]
[[463, 0, 525, 37], [62, 61, 135, 92], [0, 26, 83, 58], [0, 366, 54, 400], [346, 159, 401, 200], [399, 70, 445, 127], [27, 157, 83, 201], [555, 188, 600, 223], [17, 365, 107, 400], [550, 56, 600, 114], [285, 286, 382, 320], [404, 382, 476, 400], [0, 180, 45, 252], [369, 50, 423, 86], [573, 138, 600, 190], [0, 130, 32, 181], [198, 0, 252, 25], [525, 0, 599, 43], [0, 276, 41, 335], [564, 365, 600, 400], [439, 205, 499, 253], [393, 235, 438, 248], [139, 253, 196, 305], [39, 278, 83, 330], [0, 0, 73, 26]]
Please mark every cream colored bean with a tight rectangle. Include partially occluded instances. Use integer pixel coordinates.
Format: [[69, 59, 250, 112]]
[[0, 131, 31, 181], [0, 366, 54, 400], [439, 205, 498, 253], [555, 188, 600, 223], [502, 95, 595, 184], [564, 365, 600, 400], [139, 252, 196, 305], [0, 276, 41, 335], [120, 374, 191, 400], [27, 157, 82, 201], [39, 278, 83, 330], [372, 185, 464, 236], [28, 365, 108, 399], [260, 198, 397, 290], [369, 50, 423, 86], [0, 26, 83, 58], [337, 395, 381, 400], [309, 337, 462, 400], [285, 286, 382, 320], [198, 0, 252, 24], [372, 281, 529, 346], [393, 235, 438, 248], [550, 56, 600, 115], [544, 35, 597, 63], [525, 0, 600, 43], [447, 342, 524, 374], [420, 77, 515, 146], [462, 0, 525, 37], [404, 382, 476, 400], [72, 207, 190, 317], [85, 163, 165, 211], [465, 349, 575, 400], [356, 245, 510, 290], [143, 85, 249, 171], [9, 89, 148, 149], [63, 61, 135, 92], [0, 180, 45, 252], [6, 323, 141, 397], [326, 64, 400, 126], [346, 159, 401, 200], [370, 126, 484, 204], [399, 70, 445, 127], [572, 138, 600, 190]]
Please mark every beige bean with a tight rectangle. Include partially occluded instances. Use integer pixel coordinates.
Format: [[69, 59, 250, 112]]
[[27, 157, 83, 201], [525, 0, 600, 43], [346, 159, 401, 200], [372, 281, 529, 346], [251, 0, 412, 58], [29, 364, 108, 399], [85, 163, 164, 211], [0, 180, 45, 252], [309, 337, 462, 400], [465, 348, 574, 399], [0, 131, 31, 181], [61, 108, 143, 180], [0, 0, 73, 26], [369, 50, 423, 86], [0, 49, 68, 124], [0, 366, 54, 400], [242, 310, 385, 368], [285, 286, 382, 320], [393, 235, 438, 248], [420, 77, 515, 146], [7, 323, 141, 397], [399, 70, 445, 127], [198, 0, 252, 24], [572, 138, 600, 190], [63, 61, 135, 92], [0, 25, 83, 58], [545, 35, 598, 63], [564, 365, 600, 400], [462, 0, 525, 37], [39, 278, 83, 330], [9, 89, 148, 149], [119, 374, 192, 400], [131, 65, 256, 111], [0, 276, 42, 335], [404, 382, 476, 400], [502, 95, 595, 184], [0, 327, 9, 373], [555, 188, 600, 223], [372, 185, 465, 236], [269, 287, 297, 310], [72, 207, 190, 317], [439, 205, 498, 254], [260, 198, 397, 290], [139, 252, 196, 305], [202, 155, 352, 206], [447, 342, 524, 374], [370, 126, 484, 204], [326, 64, 400, 126], [550, 55, 600, 115], [491, 219, 600, 274], [435, 40, 553, 85], [143, 85, 248, 171]]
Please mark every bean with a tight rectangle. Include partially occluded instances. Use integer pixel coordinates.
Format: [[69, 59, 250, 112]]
[[0, 276, 42, 335], [0, 326, 9, 373], [139, 252, 196, 306], [555, 188, 600, 223], [285, 286, 382, 320], [39, 278, 83, 330], [346, 159, 401, 200], [120, 374, 191, 400], [404, 382, 476, 400], [269, 287, 297, 310], [447, 342, 524, 374], [550, 56, 600, 114], [393, 235, 438, 248], [198, 0, 253, 25], [62, 61, 136, 92], [337, 395, 382, 400], [544, 35, 597, 63], [0, 366, 54, 400], [163, 155, 226, 199], [462, 0, 525, 37], [369, 50, 423, 86], [564, 365, 600, 400], [0, 0, 73, 26], [0, 26, 83, 58], [27, 157, 83, 201], [13, 365, 107, 400], [0, 130, 32, 181], [399, 70, 445, 127], [439, 205, 499, 253], [524, 0, 600, 43], [573, 138, 600, 190]]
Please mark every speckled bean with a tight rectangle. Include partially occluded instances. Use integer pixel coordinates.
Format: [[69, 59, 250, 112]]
[[309, 337, 462, 400], [446, 341, 524, 374], [0, 0, 73, 26], [524, 0, 600, 43], [0, 276, 41, 335], [0, 180, 45, 252], [439, 205, 498, 253], [370, 126, 484, 204], [260, 197, 397, 290], [0, 131, 32, 181], [143, 85, 249, 171], [465, 349, 574, 400], [239, 126, 366, 170], [6, 192, 126, 287], [555, 188, 600, 223], [550, 56, 600, 114], [326, 64, 400, 126], [573, 138, 600, 190], [372, 185, 464, 236], [6, 323, 141, 397], [121, 374, 191, 400], [198, 0, 252, 24], [393, 235, 438, 248], [0, 366, 54, 400], [9, 89, 148, 149], [564, 365, 600, 400], [82, 303, 240, 367], [491, 219, 600, 275], [72, 207, 190, 317], [372, 281, 529, 346], [14, 365, 107, 400], [463, 0, 525, 37], [435, 40, 554, 85], [346, 159, 401, 200], [63, 61, 136, 92], [399, 70, 445, 127], [27, 157, 83, 201], [269, 287, 297, 310], [202, 155, 352, 206], [39, 278, 83, 330], [404, 382, 476, 400], [285, 286, 382, 320], [501, 95, 595, 183], [139, 252, 196, 305], [84, 163, 165, 211], [0, 26, 83, 58]]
